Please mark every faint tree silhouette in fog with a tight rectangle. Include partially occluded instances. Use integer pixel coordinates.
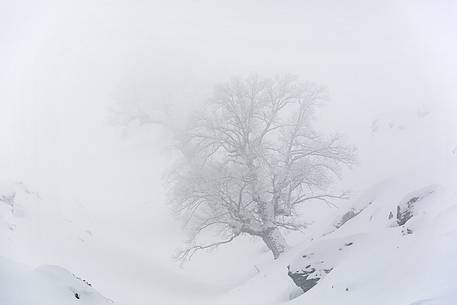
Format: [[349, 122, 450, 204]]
[[169, 75, 355, 260]]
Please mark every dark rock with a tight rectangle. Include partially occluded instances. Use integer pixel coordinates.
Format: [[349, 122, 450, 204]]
[[401, 227, 413, 235], [72, 273, 93, 287], [335, 202, 372, 229], [0, 192, 16, 211], [395, 187, 435, 227], [335, 209, 359, 228], [287, 265, 320, 293], [287, 263, 334, 293], [288, 239, 353, 294], [323, 268, 333, 274], [396, 197, 419, 226]]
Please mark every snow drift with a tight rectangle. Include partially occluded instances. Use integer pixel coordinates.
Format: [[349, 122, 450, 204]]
[[2, 168, 457, 305], [0, 257, 115, 305], [208, 172, 457, 305]]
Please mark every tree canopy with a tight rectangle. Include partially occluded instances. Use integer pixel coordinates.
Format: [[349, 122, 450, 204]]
[[169, 75, 355, 260]]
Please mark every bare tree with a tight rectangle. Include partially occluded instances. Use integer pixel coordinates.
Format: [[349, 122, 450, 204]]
[[169, 75, 355, 261]]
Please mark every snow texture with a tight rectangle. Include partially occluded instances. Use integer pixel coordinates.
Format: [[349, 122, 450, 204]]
[[0, 257, 114, 305], [204, 173, 457, 305]]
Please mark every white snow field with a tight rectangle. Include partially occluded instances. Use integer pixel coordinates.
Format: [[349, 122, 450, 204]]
[[2, 169, 457, 305], [0, 182, 115, 305], [0, 257, 114, 305], [203, 171, 457, 305]]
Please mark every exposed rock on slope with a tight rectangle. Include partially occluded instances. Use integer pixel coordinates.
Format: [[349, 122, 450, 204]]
[[210, 176, 457, 305], [287, 239, 354, 293], [395, 187, 435, 226]]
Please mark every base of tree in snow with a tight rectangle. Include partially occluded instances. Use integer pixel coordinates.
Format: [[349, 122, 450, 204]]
[[203, 176, 457, 305]]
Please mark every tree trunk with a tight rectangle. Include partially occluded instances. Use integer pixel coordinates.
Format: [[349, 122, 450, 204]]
[[261, 227, 287, 259]]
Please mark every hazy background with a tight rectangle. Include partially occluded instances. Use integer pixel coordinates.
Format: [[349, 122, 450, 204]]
[[1, 1, 457, 304]]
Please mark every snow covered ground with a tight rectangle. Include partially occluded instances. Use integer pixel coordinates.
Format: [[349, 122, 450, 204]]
[[2, 168, 456, 305], [0, 178, 220, 305], [204, 172, 457, 305], [2, 1, 457, 304], [0, 257, 114, 305]]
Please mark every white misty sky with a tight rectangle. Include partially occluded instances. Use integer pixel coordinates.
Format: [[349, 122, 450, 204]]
[[1, 0, 456, 304]]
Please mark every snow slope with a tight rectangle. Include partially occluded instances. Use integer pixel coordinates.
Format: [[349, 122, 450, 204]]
[[2, 164, 456, 305], [0, 179, 220, 305], [208, 172, 457, 305], [0, 182, 118, 305], [0, 256, 115, 305]]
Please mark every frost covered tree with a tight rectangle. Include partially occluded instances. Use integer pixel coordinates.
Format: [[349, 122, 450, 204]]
[[170, 75, 355, 260]]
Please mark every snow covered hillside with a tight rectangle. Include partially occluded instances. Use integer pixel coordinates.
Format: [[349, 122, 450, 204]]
[[0, 182, 118, 305], [0, 257, 115, 305], [2, 168, 456, 305], [208, 172, 457, 305], [2, 169, 456, 305], [0, 178, 220, 305]]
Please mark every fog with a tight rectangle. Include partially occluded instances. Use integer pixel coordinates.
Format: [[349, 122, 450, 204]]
[[1, 1, 457, 304]]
